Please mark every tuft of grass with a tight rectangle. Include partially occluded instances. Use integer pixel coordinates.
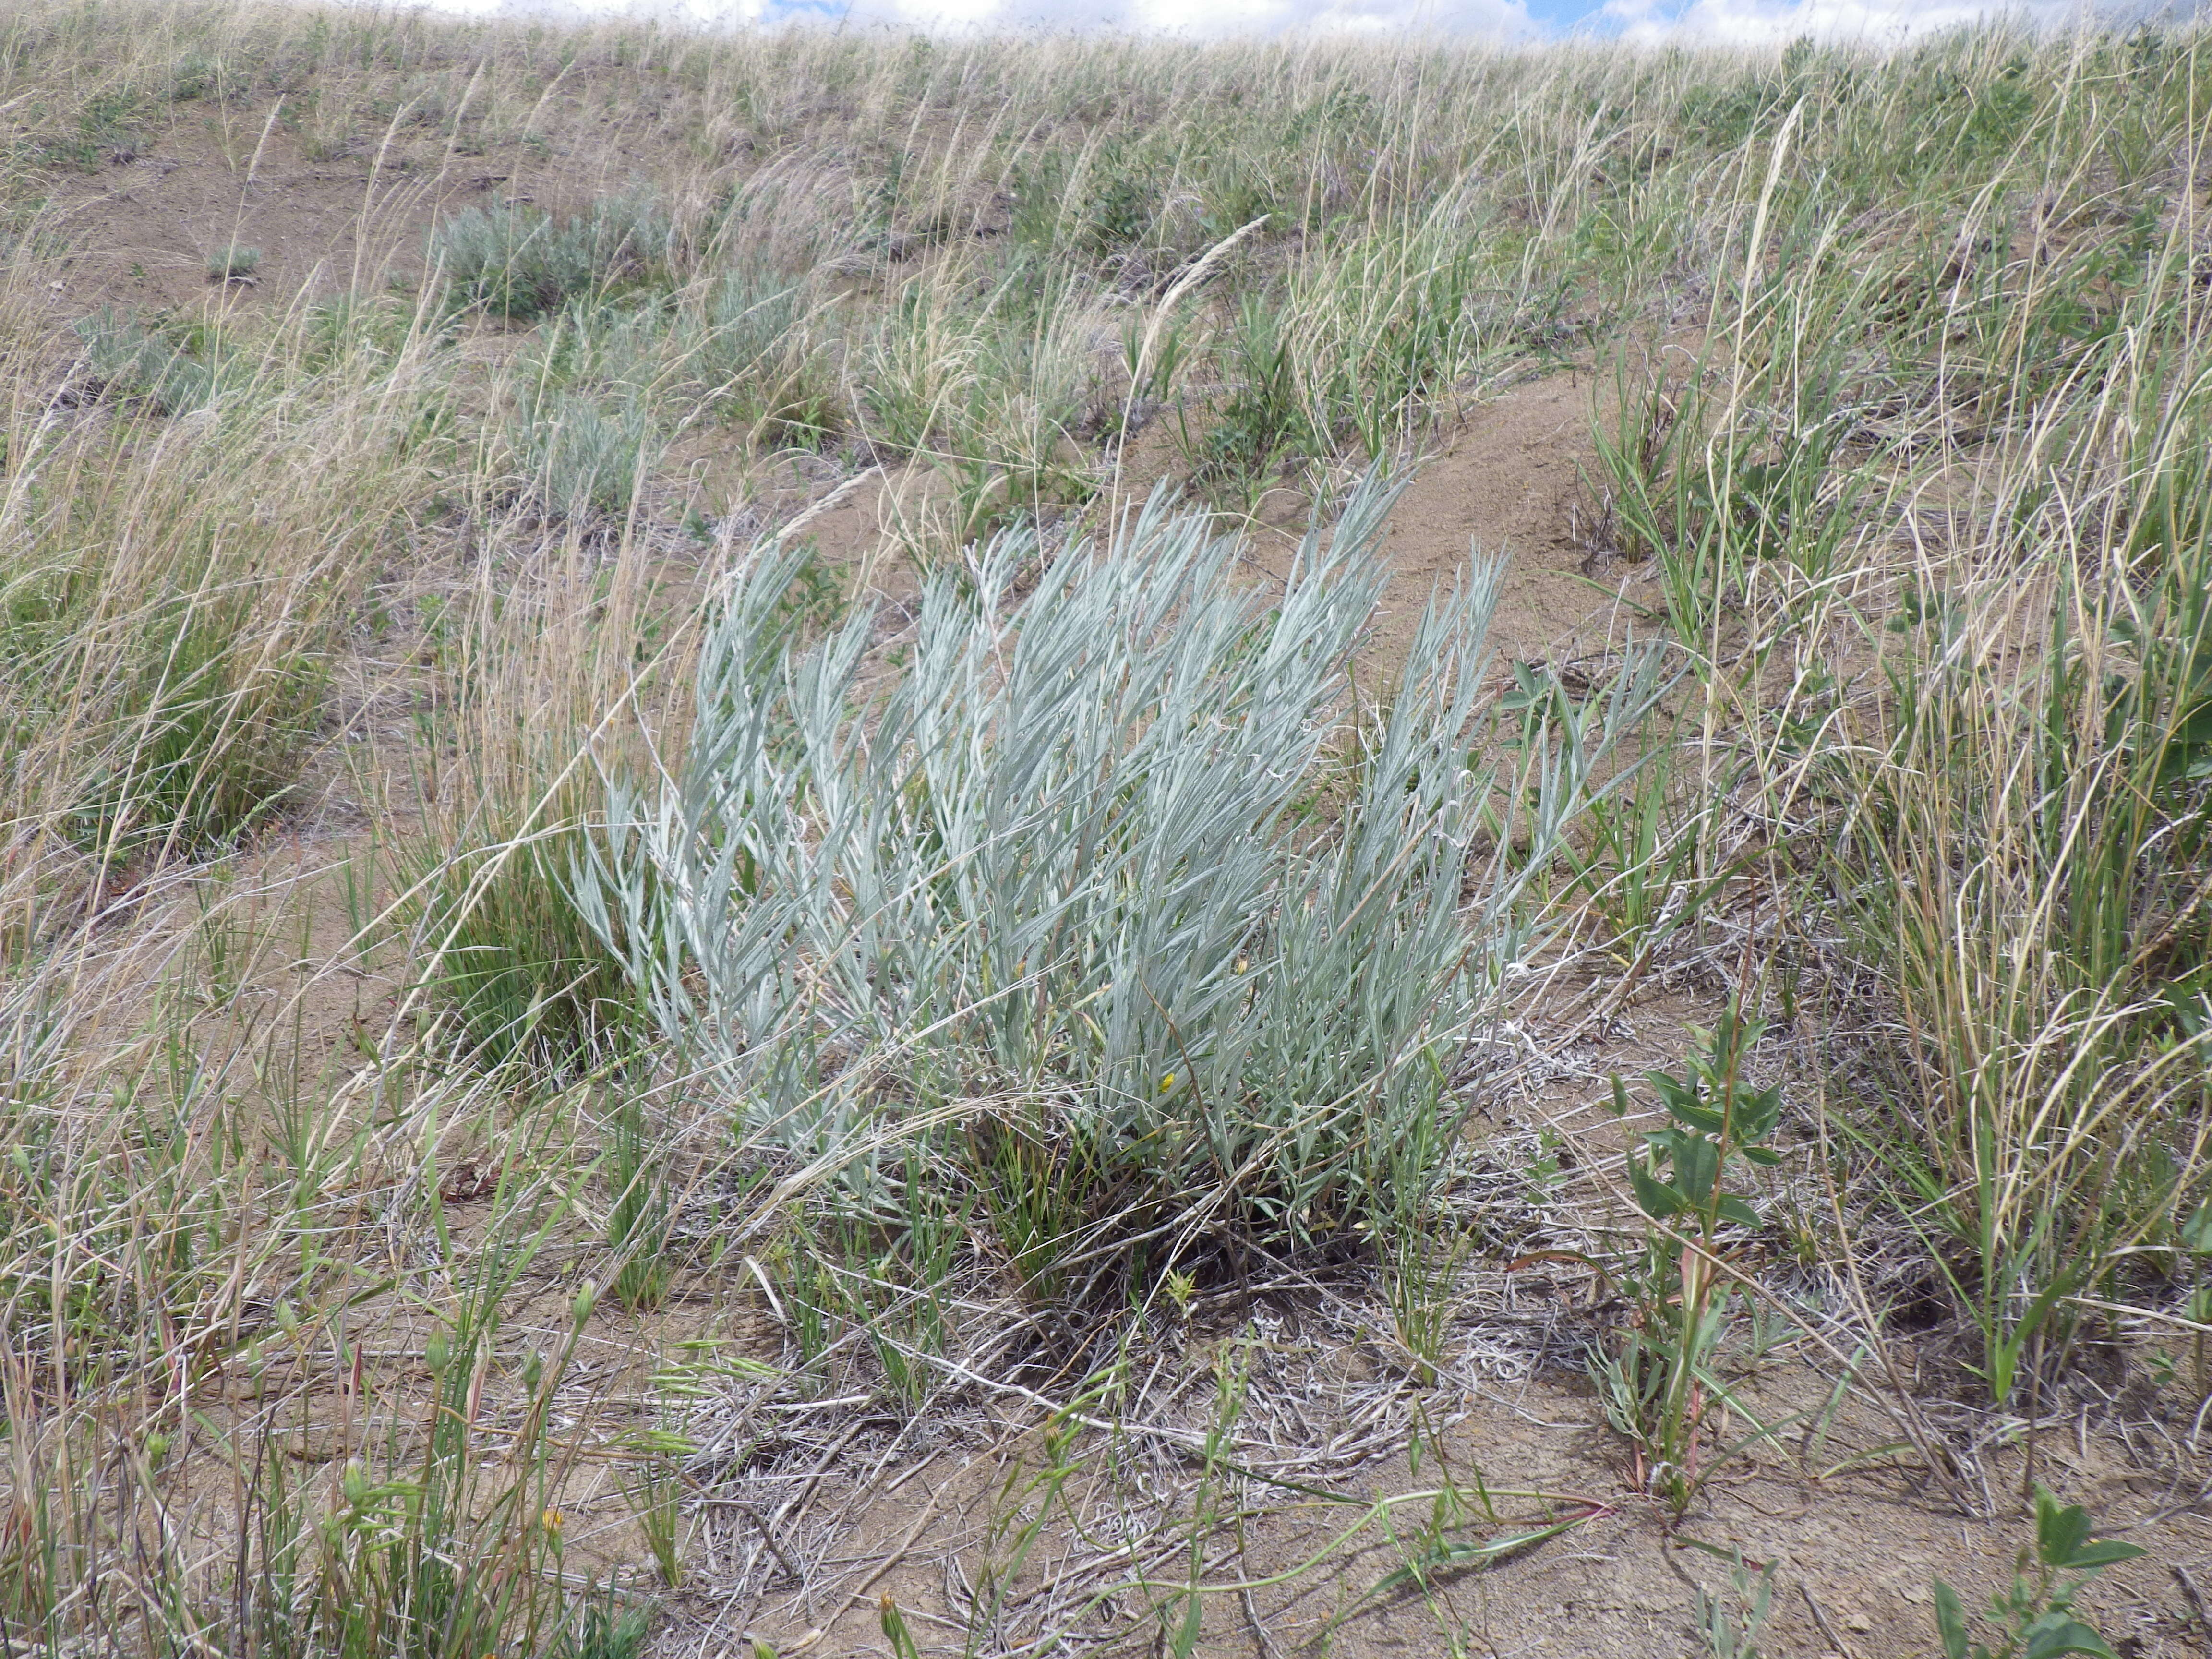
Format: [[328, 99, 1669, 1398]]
[[698, 260, 843, 446], [603, 1086, 674, 1311], [509, 387, 663, 521], [396, 552, 660, 1070], [1825, 402, 2212, 1405], [70, 306, 216, 412], [1194, 291, 1310, 491], [403, 823, 644, 1067], [208, 242, 261, 281], [7, 306, 434, 931]]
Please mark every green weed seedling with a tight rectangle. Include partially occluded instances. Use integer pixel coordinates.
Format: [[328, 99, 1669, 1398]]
[[1932, 1487, 2142, 1659], [1157, 1340, 1253, 1659], [1594, 999, 1786, 1513], [964, 1369, 1114, 1652], [1695, 1550, 1777, 1659], [880, 1594, 923, 1659]]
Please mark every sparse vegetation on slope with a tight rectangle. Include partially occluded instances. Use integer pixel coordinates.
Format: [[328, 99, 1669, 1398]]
[[1, 6, 2210, 1656]]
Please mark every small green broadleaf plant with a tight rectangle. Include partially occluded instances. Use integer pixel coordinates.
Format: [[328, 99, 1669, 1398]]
[[1602, 999, 1786, 1511], [1932, 1486, 2144, 1659], [2181, 1198, 2212, 1265], [1623, 1009, 1787, 1237]]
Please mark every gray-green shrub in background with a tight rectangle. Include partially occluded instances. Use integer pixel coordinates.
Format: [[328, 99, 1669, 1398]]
[[698, 263, 842, 443], [430, 191, 674, 323], [71, 307, 215, 414], [704, 262, 806, 382], [576, 475, 1664, 1304], [508, 387, 661, 519]]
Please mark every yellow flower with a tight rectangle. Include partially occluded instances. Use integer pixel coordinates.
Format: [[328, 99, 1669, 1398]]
[[542, 1508, 564, 1535], [1159, 1072, 1176, 1093]]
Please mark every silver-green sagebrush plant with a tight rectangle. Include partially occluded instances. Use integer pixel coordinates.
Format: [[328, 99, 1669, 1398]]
[[577, 475, 1664, 1312]]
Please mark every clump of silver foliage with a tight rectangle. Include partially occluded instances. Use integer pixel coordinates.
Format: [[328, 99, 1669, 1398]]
[[577, 474, 1663, 1291]]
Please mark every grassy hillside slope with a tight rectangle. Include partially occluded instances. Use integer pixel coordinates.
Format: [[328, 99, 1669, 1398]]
[[1, 6, 2211, 1656]]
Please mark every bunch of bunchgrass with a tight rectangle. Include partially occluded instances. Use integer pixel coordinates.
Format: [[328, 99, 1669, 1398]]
[[1827, 404, 2212, 1404], [4, 288, 445, 953], [393, 535, 664, 1070]]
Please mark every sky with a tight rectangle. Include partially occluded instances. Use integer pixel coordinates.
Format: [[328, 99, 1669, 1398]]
[[451, 0, 2137, 49]]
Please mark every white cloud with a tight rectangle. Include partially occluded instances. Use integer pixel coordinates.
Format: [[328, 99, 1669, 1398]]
[[1600, 0, 2102, 43]]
